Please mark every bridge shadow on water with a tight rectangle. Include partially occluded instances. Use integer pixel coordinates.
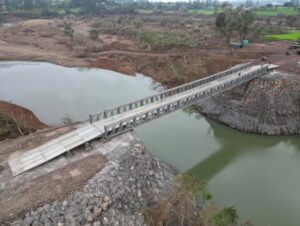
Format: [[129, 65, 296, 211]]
[[186, 116, 300, 182]]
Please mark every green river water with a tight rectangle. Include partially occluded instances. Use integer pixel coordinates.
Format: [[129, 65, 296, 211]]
[[1, 62, 299, 226]]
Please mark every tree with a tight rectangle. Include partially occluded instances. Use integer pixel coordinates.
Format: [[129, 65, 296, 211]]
[[215, 5, 255, 55], [291, 0, 299, 9], [215, 6, 236, 55], [236, 7, 255, 42]]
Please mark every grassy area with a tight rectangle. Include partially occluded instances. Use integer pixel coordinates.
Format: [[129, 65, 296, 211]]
[[188, 9, 215, 16], [255, 7, 299, 16], [138, 30, 199, 50], [68, 7, 83, 14], [136, 9, 154, 14], [265, 30, 300, 41]]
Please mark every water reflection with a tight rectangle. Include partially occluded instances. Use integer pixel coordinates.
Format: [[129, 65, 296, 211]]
[[188, 119, 281, 180]]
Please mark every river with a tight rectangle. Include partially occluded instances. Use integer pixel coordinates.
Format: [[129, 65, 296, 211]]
[[1, 61, 300, 226]]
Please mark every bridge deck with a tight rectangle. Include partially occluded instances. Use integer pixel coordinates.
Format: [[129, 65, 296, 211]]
[[8, 64, 273, 176]]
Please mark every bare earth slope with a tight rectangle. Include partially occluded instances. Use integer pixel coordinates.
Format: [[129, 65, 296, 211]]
[[0, 101, 48, 140]]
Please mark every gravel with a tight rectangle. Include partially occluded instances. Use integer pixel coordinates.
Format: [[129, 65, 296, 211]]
[[196, 71, 300, 135]]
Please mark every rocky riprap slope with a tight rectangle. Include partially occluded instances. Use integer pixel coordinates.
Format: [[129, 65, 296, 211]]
[[196, 71, 300, 135], [11, 136, 176, 226]]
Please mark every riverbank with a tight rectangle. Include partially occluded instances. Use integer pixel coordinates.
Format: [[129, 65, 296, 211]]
[[196, 70, 300, 135], [1, 17, 299, 87], [1, 132, 176, 225], [0, 101, 48, 141], [1, 17, 300, 136]]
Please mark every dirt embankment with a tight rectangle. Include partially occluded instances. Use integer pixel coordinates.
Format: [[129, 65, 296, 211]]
[[0, 101, 48, 140], [196, 71, 300, 135], [90, 52, 243, 86]]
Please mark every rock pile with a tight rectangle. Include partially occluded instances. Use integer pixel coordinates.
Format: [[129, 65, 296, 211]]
[[196, 71, 300, 135], [12, 137, 176, 226]]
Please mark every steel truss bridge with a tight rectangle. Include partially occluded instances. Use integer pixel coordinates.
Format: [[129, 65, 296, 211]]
[[9, 63, 275, 176]]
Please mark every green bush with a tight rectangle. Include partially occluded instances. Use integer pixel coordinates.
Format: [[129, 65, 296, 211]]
[[213, 207, 239, 226]]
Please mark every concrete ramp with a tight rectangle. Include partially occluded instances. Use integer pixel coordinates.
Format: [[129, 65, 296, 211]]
[[8, 124, 104, 176]]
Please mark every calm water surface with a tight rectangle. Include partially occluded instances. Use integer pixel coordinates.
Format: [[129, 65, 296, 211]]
[[1, 61, 300, 226]]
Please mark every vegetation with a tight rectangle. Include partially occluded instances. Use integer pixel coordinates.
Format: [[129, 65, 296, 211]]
[[133, 18, 143, 30], [0, 112, 33, 140], [89, 28, 100, 41], [255, 6, 299, 16], [0, 113, 10, 139], [144, 174, 253, 226], [87, 17, 199, 51], [63, 22, 74, 38], [188, 9, 215, 16], [215, 6, 255, 53], [0, 0, 223, 16], [61, 114, 74, 127], [265, 30, 300, 41], [138, 30, 198, 50]]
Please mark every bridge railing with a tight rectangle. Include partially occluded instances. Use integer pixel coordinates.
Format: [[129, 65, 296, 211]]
[[89, 62, 252, 123], [101, 65, 268, 139]]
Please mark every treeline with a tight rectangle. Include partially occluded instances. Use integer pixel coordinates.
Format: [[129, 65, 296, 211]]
[[121, 0, 221, 10], [0, 0, 221, 15], [0, 0, 133, 15]]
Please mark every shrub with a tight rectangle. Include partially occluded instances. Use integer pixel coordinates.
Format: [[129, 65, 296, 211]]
[[138, 30, 198, 50], [63, 22, 74, 38], [160, 17, 169, 26], [89, 28, 100, 41], [143, 174, 205, 226], [133, 18, 143, 29], [143, 174, 254, 226], [213, 207, 239, 226], [92, 21, 102, 29], [62, 114, 74, 126]]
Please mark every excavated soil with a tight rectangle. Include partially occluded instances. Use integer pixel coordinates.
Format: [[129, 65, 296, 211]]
[[0, 101, 47, 130], [0, 101, 48, 141]]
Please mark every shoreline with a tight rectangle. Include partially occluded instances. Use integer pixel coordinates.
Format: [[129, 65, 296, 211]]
[[1, 59, 300, 136]]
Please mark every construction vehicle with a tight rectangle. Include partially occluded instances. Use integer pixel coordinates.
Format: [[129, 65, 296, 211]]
[[230, 40, 249, 49]]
